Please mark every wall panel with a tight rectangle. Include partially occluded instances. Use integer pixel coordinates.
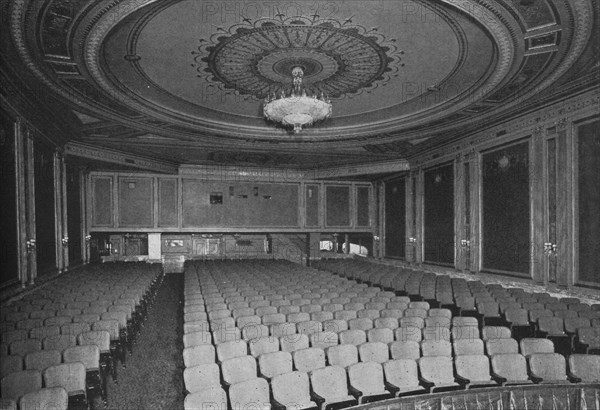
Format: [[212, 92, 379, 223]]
[[118, 177, 153, 227], [576, 120, 600, 285], [326, 186, 350, 227], [34, 136, 56, 274], [305, 184, 319, 227], [158, 178, 178, 227], [0, 112, 19, 286], [482, 141, 530, 275], [385, 178, 406, 258], [356, 186, 370, 227], [92, 176, 113, 227], [423, 163, 454, 265]]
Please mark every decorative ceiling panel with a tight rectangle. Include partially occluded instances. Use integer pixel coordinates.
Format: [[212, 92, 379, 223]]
[[1, 0, 596, 168]]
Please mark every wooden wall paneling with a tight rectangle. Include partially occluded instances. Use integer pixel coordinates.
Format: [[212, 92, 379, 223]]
[[531, 129, 546, 284], [544, 133, 557, 284], [573, 117, 600, 287], [25, 129, 37, 284], [54, 152, 65, 272], [13, 119, 27, 286], [84, 172, 92, 263], [304, 184, 319, 228], [91, 175, 114, 227], [299, 182, 305, 228], [555, 122, 572, 288], [153, 177, 159, 229], [118, 176, 154, 228], [325, 185, 351, 228], [356, 185, 371, 228], [415, 169, 424, 264], [158, 178, 179, 228], [405, 173, 414, 263], [455, 156, 466, 270], [468, 154, 480, 273]]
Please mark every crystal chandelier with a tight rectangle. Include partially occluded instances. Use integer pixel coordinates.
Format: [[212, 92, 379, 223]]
[[263, 66, 332, 134]]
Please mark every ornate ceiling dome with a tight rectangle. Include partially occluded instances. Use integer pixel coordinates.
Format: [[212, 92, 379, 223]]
[[2, 0, 597, 163]]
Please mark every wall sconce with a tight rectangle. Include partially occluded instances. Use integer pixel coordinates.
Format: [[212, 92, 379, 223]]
[[408, 237, 417, 244], [61, 236, 69, 247], [26, 239, 36, 253], [373, 236, 380, 241], [85, 235, 92, 242], [460, 239, 470, 248], [543, 242, 557, 256]]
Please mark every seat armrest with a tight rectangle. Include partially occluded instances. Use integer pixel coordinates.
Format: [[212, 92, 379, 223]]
[[310, 389, 326, 407], [347, 384, 363, 400], [418, 376, 435, 392], [455, 375, 470, 387], [384, 380, 399, 395], [528, 370, 543, 384], [490, 371, 507, 386], [567, 370, 582, 384]]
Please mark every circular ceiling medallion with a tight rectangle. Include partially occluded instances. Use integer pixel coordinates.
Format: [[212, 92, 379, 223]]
[[193, 16, 402, 99]]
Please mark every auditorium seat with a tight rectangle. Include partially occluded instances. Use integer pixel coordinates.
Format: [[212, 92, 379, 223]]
[[184, 387, 228, 410], [455, 355, 499, 388], [43, 362, 87, 409], [309, 331, 338, 350], [23, 350, 61, 372], [297, 320, 322, 335], [272, 371, 317, 409], [310, 365, 356, 409], [482, 326, 512, 341], [383, 359, 426, 397], [421, 340, 452, 357], [8, 339, 41, 357], [19, 387, 68, 410], [486, 338, 519, 356], [218, 340, 248, 361], [374, 317, 399, 330], [280, 334, 309, 352], [490, 353, 532, 385], [367, 328, 394, 344], [0, 369, 42, 401], [183, 345, 215, 367], [293, 347, 326, 372], [568, 354, 600, 383], [242, 324, 269, 341], [528, 353, 569, 384], [418, 356, 462, 392], [63, 344, 104, 403], [358, 342, 389, 364], [183, 363, 220, 393], [520, 338, 555, 357], [347, 362, 392, 404], [339, 330, 367, 346], [327, 344, 358, 368], [576, 327, 600, 353], [228, 378, 271, 410], [454, 339, 485, 356], [258, 351, 292, 379], [395, 327, 423, 343]]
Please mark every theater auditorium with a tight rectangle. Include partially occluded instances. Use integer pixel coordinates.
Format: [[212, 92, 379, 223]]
[[1, 0, 599, 409]]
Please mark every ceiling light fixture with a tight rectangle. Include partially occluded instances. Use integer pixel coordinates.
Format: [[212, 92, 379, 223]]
[[263, 66, 332, 134]]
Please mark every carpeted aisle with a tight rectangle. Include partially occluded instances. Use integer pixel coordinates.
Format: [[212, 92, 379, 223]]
[[105, 273, 185, 410]]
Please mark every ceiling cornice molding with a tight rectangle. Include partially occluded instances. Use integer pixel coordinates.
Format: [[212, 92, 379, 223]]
[[64, 141, 178, 174]]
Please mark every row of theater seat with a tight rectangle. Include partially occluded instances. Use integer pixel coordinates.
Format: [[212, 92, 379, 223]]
[[182, 260, 599, 410], [0, 263, 162, 410]]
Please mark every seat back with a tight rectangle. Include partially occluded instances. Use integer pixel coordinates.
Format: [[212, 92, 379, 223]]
[[1, 355, 23, 379], [310, 331, 338, 349], [383, 359, 419, 387], [348, 362, 385, 395], [43, 362, 86, 395], [248, 337, 278, 358], [374, 317, 399, 330], [486, 338, 519, 356], [293, 347, 325, 372], [19, 387, 68, 410], [217, 340, 248, 361], [272, 371, 312, 408], [568, 354, 600, 382], [257, 351, 292, 379], [280, 333, 309, 352], [241, 324, 269, 341], [269, 322, 296, 338], [183, 331, 212, 348], [421, 340, 451, 356], [455, 354, 492, 382], [520, 338, 554, 356], [482, 326, 512, 341], [367, 328, 394, 343], [419, 356, 455, 385], [78, 330, 110, 352], [228, 378, 270, 409], [327, 344, 358, 368], [8, 339, 41, 357], [390, 340, 420, 360], [184, 388, 227, 410], [490, 353, 529, 382], [395, 327, 422, 343], [323, 319, 348, 333], [529, 353, 567, 382], [339, 329, 366, 346], [24, 350, 61, 372], [0, 370, 42, 401], [358, 342, 389, 364], [183, 363, 220, 393], [63, 345, 100, 370], [453, 339, 484, 356], [182, 345, 215, 367], [296, 320, 322, 335], [310, 365, 349, 401]]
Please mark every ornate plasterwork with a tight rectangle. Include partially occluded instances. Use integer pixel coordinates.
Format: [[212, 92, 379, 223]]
[[192, 15, 401, 100]]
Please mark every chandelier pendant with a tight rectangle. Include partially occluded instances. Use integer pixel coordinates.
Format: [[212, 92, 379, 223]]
[[263, 66, 332, 134]]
